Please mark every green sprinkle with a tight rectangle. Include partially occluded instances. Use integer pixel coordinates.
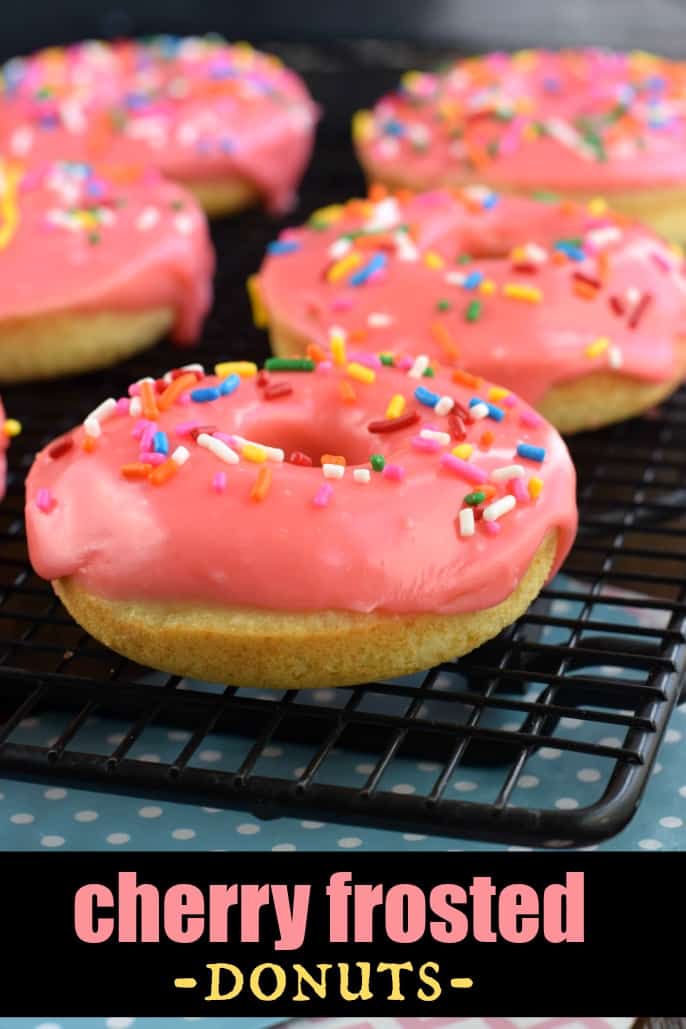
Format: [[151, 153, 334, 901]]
[[465, 299, 482, 323], [379, 353, 395, 366], [464, 491, 486, 506], [486, 139, 499, 158], [370, 454, 385, 472], [88, 232, 101, 246], [456, 254, 472, 264], [308, 219, 330, 232], [555, 236, 583, 248], [422, 366, 435, 378], [170, 200, 185, 211], [532, 190, 560, 203], [436, 299, 452, 312], [264, 357, 315, 372]]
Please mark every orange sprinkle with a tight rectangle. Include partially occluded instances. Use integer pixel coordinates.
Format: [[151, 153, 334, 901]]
[[430, 320, 460, 360], [121, 462, 154, 479], [482, 483, 497, 499], [307, 342, 327, 363], [479, 430, 495, 449], [349, 328, 368, 342], [597, 250, 610, 284], [321, 453, 346, 466], [368, 182, 388, 202], [339, 381, 357, 403], [552, 250, 568, 266], [452, 368, 482, 389], [394, 188, 414, 205], [149, 458, 179, 486], [140, 379, 159, 420], [251, 465, 272, 502], [573, 281, 598, 300], [158, 373, 197, 412], [82, 435, 97, 453]]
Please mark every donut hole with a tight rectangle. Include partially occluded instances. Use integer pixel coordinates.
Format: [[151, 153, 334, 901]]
[[240, 414, 372, 467]]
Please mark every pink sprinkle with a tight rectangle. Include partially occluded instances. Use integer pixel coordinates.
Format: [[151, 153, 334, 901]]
[[383, 463, 405, 481], [511, 478, 529, 503], [139, 451, 166, 466], [140, 424, 156, 451], [652, 250, 671, 272], [177, 392, 192, 406], [317, 360, 334, 373], [213, 432, 234, 445], [441, 454, 488, 484], [35, 488, 54, 513], [331, 295, 354, 312], [350, 351, 382, 370], [366, 268, 387, 285], [411, 435, 441, 453], [174, 420, 201, 437], [398, 356, 413, 371], [213, 471, 227, 494], [519, 410, 543, 428], [128, 382, 142, 397], [131, 419, 150, 440], [484, 520, 501, 536], [116, 397, 130, 415], [503, 394, 517, 408], [313, 483, 334, 508]]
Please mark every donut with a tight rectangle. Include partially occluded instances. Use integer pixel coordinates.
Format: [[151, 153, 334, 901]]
[[25, 351, 577, 689], [0, 158, 214, 382], [253, 185, 686, 434], [0, 37, 317, 217], [0, 399, 21, 500], [354, 49, 686, 242]]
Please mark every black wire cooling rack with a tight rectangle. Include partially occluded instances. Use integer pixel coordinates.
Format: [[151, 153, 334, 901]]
[[0, 41, 685, 848]]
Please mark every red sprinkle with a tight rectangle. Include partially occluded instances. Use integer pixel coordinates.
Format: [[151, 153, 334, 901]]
[[511, 263, 538, 274], [189, 425, 218, 441], [448, 413, 467, 441], [367, 410, 420, 433], [609, 295, 625, 316], [256, 370, 271, 388], [170, 368, 203, 381], [573, 272, 602, 289], [263, 382, 294, 400], [48, 436, 74, 459], [289, 451, 313, 466], [629, 292, 652, 329]]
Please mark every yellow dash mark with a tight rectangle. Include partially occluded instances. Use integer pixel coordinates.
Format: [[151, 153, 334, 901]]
[[174, 978, 198, 989], [347, 362, 375, 384], [453, 444, 473, 459], [386, 394, 406, 418], [327, 251, 362, 283], [246, 275, 268, 328], [214, 361, 257, 378], [479, 279, 496, 295], [585, 336, 610, 359], [0, 161, 22, 251], [450, 977, 474, 989]]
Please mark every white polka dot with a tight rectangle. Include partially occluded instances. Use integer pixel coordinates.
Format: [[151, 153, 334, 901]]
[[403, 833, 427, 841], [168, 729, 191, 741], [507, 845, 533, 852], [36, 1023, 62, 1029], [0, 793, 4, 800], [202, 807, 220, 814], [501, 721, 521, 732], [138, 805, 163, 819], [198, 749, 222, 763], [660, 816, 683, 829], [292, 766, 306, 778], [560, 717, 582, 729], [313, 689, 335, 703], [638, 838, 663, 850], [517, 774, 540, 789], [236, 823, 260, 835], [41, 835, 65, 848], [555, 797, 579, 810], [10, 812, 34, 824], [653, 763, 663, 775], [665, 728, 682, 744], [44, 787, 67, 800], [20, 717, 40, 729], [539, 747, 561, 760], [272, 842, 296, 851], [74, 810, 99, 823], [355, 762, 375, 775], [577, 768, 602, 783], [171, 828, 196, 840], [106, 1020, 135, 1029], [598, 736, 622, 749], [417, 762, 439, 772], [300, 820, 324, 829], [391, 783, 416, 794], [338, 837, 362, 848], [107, 833, 131, 845], [453, 780, 478, 792], [679, 785, 686, 798], [263, 745, 284, 758], [139, 753, 160, 763], [107, 732, 126, 745]]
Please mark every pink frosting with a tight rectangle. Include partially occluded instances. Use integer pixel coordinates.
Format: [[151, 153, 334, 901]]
[[0, 160, 214, 342], [0, 37, 318, 213], [356, 49, 686, 192], [25, 356, 577, 616], [256, 188, 686, 405]]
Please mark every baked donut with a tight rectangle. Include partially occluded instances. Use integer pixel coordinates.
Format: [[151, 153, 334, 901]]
[[354, 49, 686, 242], [254, 185, 686, 434], [0, 158, 213, 382], [0, 398, 21, 500], [25, 352, 577, 688], [0, 37, 317, 217]]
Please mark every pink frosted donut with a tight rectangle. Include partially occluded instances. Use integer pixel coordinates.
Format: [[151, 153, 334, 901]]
[[354, 49, 686, 241], [0, 158, 214, 381], [254, 186, 686, 433], [0, 37, 318, 217], [25, 351, 577, 688]]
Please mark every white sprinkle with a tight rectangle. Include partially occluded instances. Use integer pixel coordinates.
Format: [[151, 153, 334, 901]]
[[353, 468, 371, 483], [408, 355, 429, 379], [328, 237, 352, 260], [524, 242, 548, 264], [586, 225, 622, 249], [129, 396, 142, 417], [322, 463, 345, 479], [367, 312, 393, 328], [182, 363, 205, 374], [434, 395, 454, 416], [394, 229, 419, 261], [459, 507, 475, 536], [626, 286, 641, 306], [83, 417, 102, 439], [420, 429, 450, 445], [10, 126, 33, 156], [491, 464, 525, 481], [483, 494, 517, 521], [85, 397, 117, 424], [174, 213, 194, 235], [608, 344, 624, 369], [364, 196, 401, 232], [171, 446, 190, 467], [136, 206, 160, 231], [469, 402, 490, 421], [196, 433, 239, 465], [445, 270, 466, 286]]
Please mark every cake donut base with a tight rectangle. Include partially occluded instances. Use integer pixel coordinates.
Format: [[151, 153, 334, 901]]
[[267, 318, 686, 436], [185, 178, 260, 218], [53, 532, 557, 690], [0, 308, 174, 383]]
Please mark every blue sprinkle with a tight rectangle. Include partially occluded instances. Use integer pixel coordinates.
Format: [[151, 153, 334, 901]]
[[153, 431, 169, 456], [415, 386, 440, 408], [190, 386, 221, 403], [219, 373, 241, 396], [517, 442, 546, 462], [469, 397, 504, 422], [553, 241, 585, 262], [266, 239, 301, 256], [383, 119, 405, 137], [350, 252, 388, 286], [482, 193, 499, 210], [462, 270, 484, 290]]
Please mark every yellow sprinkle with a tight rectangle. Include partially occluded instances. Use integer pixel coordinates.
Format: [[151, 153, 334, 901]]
[[330, 329, 347, 366], [242, 443, 268, 463], [214, 361, 257, 378], [588, 196, 608, 216], [585, 336, 610, 359], [503, 283, 542, 303], [670, 242, 684, 259], [424, 251, 444, 270], [0, 160, 22, 252], [310, 203, 344, 226], [347, 362, 375, 385], [479, 279, 496, 295], [400, 69, 423, 90], [246, 275, 268, 328], [523, 124, 539, 142], [352, 109, 374, 143], [453, 444, 473, 459], [386, 394, 406, 418], [528, 476, 543, 500], [3, 418, 21, 437], [327, 251, 362, 283], [488, 386, 510, 402]]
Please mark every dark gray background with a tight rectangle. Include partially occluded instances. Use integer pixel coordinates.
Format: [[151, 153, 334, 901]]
[[2, 0, 686, 60]]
